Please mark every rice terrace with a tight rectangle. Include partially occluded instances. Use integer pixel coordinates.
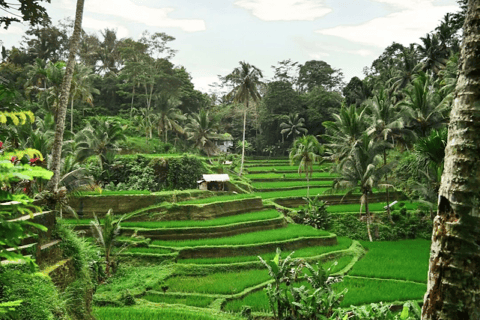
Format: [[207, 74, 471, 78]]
[[1, 0, 480, 319]]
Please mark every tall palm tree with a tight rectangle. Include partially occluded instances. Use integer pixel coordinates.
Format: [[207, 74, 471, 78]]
[[417, 33, 449, 75], [75, 119, 126, 170], [365, 87, 406, 223], [185, 109, 217, 157], [333, 133, 392, 242], [422, 1, 480, 317], [47, 0, 85, 192], [398, 72, 446, 137], [153, 93, 185, 143], [226, 61, 263, 176], [280, 113, 308, 142], [322, 104, 367, 163], [69, 63, 99, 132], [289, 135, 323, 198]]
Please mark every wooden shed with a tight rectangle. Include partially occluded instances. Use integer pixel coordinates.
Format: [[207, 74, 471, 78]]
[[197, 174, 230, 191]]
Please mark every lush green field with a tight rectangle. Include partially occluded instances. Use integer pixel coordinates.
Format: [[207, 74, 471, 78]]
[[349, 239, 430, 283], [246, 172, 337, 180], [224, 275, 426, 312], [163, 269, 271, 294], [325, 202, 421, 213], [179, 194, 258, 205], [258, 187, 331, 199], [178, 237, 352, 264], [252, 180, 333, 189], [65, 210, 281, 229], [246, 165, 328, 172], [151, 224, 331, 248], [76, 190, 151, 196], [142, 294, 214, 308], [95, 307, 240, 320], [336, 276, 427, 306]]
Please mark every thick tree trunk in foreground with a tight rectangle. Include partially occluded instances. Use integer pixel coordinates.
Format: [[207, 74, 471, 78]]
[[422, 1, 480, 319], [47, 0, 85, 191]]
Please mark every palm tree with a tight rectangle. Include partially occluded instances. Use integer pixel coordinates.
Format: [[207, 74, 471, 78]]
[[185, 109, 217, 157], [226, 61, 263, 176], [365, 87, 406, 223], [280, 113, 308, 142], [289, 135, 323, 198], [153, 93, 185, 143], [69, 63, 99, 132], [417, 33, 448, 75], [47, 0, 85, 192], [422, 1, 480, 317], [333, 133, 392, 242], [75, 119, 126, 170], [322, 104, 367, 163], [398, 72, 446, 137], [386, 44, 422, 94], [90, 209, 125, 276]]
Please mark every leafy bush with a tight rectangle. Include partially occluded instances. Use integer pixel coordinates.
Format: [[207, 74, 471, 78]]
[[165, 155, 205, 190], [0, 266, 68, 320], [295, 196, 331, 230]]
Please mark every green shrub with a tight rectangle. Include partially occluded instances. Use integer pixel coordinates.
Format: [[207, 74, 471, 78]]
[[0, 267, 68, 320], [165, 155, 206, 190]]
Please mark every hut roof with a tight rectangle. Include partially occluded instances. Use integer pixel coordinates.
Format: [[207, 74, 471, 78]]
[[199, 174, 230, 183]]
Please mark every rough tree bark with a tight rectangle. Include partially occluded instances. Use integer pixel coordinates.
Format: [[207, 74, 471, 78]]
[[47, 0, 85, 192], [422, 1, 480, 319]]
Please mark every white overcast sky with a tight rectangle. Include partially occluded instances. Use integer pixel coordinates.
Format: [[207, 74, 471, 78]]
[[1, 0, 460, 93]]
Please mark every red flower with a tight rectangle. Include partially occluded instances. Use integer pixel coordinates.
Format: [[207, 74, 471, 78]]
[[29, 157, 39, 165], [11, 156, 17, 163], [23, 188, 27, 193], [0, 141, 3, 149]]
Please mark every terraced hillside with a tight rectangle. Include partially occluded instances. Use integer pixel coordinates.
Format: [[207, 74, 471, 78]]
[[68, 157, 430, 319]]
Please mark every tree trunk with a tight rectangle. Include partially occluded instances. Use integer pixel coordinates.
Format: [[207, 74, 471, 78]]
[[384, 149, 394, 224], [239, 100, 248, 176], [422, 2, 480, 318], [47, 0, 85, 192], [365, 193, 373, 242], [70, 98, 74, 133]]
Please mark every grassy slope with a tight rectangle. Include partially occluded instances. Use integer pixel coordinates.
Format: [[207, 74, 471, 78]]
[[151, 224, 330, 248]]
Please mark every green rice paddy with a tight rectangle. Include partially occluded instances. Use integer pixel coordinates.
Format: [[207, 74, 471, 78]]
[[246, 172, 338, 180], [349, 239, 430, 283], [178, 194, 258, 205], [178, 237, 352, 264], [163, 269, 271, 294], [151, 224, 331, 248], [142, 294, 214, 308], [246, 165, 328, 172], [95, 307, 240, 320], [325, 202, 421, 213], [252, 180, 333, 189]]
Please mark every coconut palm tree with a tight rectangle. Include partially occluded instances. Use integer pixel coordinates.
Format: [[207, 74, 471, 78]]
[[280, 113, 308, 142], [75, 119, 126, 171], [333, 133, 392, 242], [47, 0, 85, 192], [153, 93, 185, 143], [398, 72, 447, 137], [185, 109, 217, 157], [226, 61, 263, 176], [69, 63, 99, 132], [322, 104, 367, 163], [289, 135, 323, 198], [365, 87, 406, 223], [422, 1, 480, 317]]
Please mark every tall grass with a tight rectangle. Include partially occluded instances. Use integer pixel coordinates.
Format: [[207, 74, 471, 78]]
[[163, 269, 270, 294], [349, 239, 430, 283], [151, 224, 330, 248], [178, 237, 352, 264]]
